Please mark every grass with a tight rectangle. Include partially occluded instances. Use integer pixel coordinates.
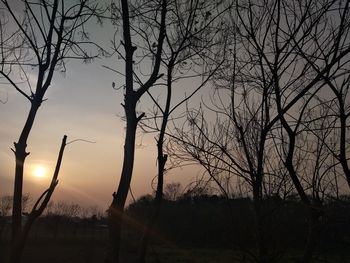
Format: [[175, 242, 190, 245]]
[[1, 238, 349, 263], [146, 247, 239, 263], [0, 239, 107, 263]]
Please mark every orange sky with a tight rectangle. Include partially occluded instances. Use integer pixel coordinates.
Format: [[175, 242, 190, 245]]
[[0, 41, 206, 212], [0, 58, 203, 210], [0, 0, 217, 211]]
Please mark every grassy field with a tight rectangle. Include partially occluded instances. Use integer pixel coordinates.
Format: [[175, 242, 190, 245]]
[[0, 239, 105, 263], [1, 239, 350, 263], [0, 240, 238, 263]]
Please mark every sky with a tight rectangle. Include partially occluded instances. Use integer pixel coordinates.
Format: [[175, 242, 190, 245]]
[[0, 54, 202, 210], [0, 1, 204, 210], [2, 1, 349, 213]]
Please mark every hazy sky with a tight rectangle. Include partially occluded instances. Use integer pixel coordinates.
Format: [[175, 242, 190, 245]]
[[0, 58, 202, 210], [0, 2, 203, 210]]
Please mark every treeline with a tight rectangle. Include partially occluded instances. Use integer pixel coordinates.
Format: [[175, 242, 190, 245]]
[[125, 193, 350, 260], [1, 193, 349, 261], [0, 198, 106, 241]]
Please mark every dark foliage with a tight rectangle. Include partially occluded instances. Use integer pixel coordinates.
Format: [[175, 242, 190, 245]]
[[126, 195, 350, 256]]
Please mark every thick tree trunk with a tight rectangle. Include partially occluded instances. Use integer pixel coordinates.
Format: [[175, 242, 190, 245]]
[[10, 231, 25, 263], [107, 203, 123, 263], [12, 101, 40, 239], [339, 107, 350, 188], [10, 219, 33, 263], [12, 154, 25, 239], [108, 105, 138, 263], [107, 0, 167, 261], [138, 154, 166, 263], [10, 135, 66, 263], [252, 184, 268, 263], [11, 212, 44, 263], [138, 198, 162, 263], [302, 207, 322, 263]]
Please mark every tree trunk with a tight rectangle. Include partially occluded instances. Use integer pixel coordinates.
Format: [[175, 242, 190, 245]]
[[302, 207, 322, 263], [10, 135, 66, 263], [108, 105, 138, 263], [138, 154, 167, 263], [138, 199, 162, 263], [12, 101, 41, 239], [107, 0, 167, 260], [339, 106, 350, 188], [139, 60, 173, 263], [10, 231, 25, 263], [10, 218, 33, 263], [252, 184, 268, 263]]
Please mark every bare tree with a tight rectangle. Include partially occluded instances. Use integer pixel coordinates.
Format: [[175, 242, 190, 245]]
[[135, 1, 227, 261], [164, 182, 182, 201], [53, 201, 82, 218], [0, 195, 12, 217], [274, 97, 341, 262], [107, 1, 227, 261], [0, 1, 103, 263], [231, 1, 350, 261], [107, 1, 167, 262], [169, 0, 350, 262], [0, 0, 102, 242], [267, 1, 350, 261], [0, 194, 31, 218], [10, 135, 67, 263], [287, 0, 350, 191]]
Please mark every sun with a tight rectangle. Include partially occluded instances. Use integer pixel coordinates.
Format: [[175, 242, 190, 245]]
[[33, 166, 46, 178]]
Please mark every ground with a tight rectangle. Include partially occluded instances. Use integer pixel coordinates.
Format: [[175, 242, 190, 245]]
[[1, 239, 349, 263]]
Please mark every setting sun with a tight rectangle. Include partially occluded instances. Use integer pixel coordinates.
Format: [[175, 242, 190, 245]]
[[33, 166, 46, 178]]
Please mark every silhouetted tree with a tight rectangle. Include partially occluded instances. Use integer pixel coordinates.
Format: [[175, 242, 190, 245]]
[[287, 0, 350, 192], [0, 194, 30, 218], [0, 1, 103, 262], [164, 182, 182, 201], [135, 1, 227, 261], [267, 1, 350, 261], [107, 1, 167, 262], [169, 0, 350, 262], [0, 196, 12, 217], [10, 135, 67, 263]]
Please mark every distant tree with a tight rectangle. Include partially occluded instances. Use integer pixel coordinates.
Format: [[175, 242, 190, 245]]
[[54, 201, 82, 218], [43, 201, 54, 216], [0, 194, 31, 218], [0, 195, 12, 217], [82, 205, 103, 219], [164, 182, 182, 201]]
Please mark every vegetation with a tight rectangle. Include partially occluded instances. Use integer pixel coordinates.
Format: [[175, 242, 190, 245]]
[[1, 194, 350, 262], [126, 194, 350, 261]]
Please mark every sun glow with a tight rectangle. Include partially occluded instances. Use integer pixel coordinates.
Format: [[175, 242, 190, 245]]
[[33, 166, 46, 178]]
